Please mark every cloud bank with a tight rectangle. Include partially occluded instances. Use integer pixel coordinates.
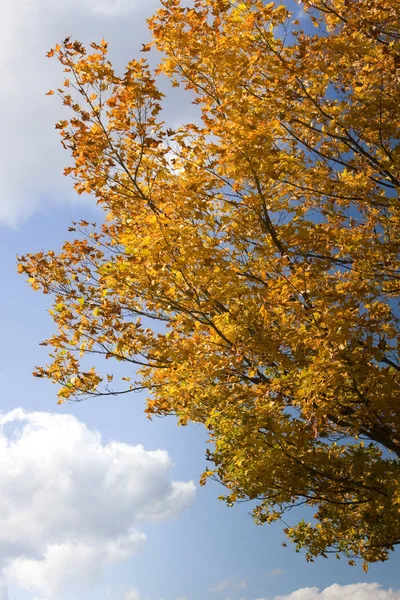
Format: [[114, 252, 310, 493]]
[[0, 0, 160, 226], [0, 409, 195, 597], [274, 583, 400, 600]]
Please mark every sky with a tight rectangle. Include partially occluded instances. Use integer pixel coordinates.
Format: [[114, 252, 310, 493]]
[[0, 0, 399, 599]]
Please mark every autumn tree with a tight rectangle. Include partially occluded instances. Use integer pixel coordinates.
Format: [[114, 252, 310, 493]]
[[18, 0, 400, 568]]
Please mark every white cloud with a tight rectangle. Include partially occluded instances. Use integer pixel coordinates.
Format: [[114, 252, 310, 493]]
[[0, 0, 160, 226], [211, 579, 247, 594], [0, 409, 195, 598], [124, 588, 140, 600], [274, 583, 400, 600]]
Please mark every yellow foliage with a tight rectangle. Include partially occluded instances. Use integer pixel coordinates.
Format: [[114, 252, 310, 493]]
[[18, 0, 400, 567]]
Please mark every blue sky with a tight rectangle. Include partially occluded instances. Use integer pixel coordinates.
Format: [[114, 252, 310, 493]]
[[0, 0, 399, 599]]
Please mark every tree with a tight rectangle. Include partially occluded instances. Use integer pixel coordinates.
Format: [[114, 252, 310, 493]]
[[18, 0, 400, 568]]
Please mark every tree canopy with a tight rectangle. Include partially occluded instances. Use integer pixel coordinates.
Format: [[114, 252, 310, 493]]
[[18, 0, 400, 568]]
